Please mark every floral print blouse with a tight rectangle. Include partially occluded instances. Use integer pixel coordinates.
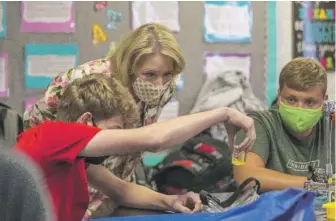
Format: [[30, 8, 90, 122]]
[[23, 58, 174, 219]]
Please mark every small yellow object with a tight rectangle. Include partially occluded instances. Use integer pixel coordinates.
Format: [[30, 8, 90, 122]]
[[328, 177, 333, 184], [92, 24, 108, 45], [232, 151, 246, 166], [322, 202, 336, 220], [232, 158, 246, 166]]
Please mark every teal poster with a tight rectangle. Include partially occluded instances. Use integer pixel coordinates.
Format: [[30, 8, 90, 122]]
[[25, 44, 78, 89]]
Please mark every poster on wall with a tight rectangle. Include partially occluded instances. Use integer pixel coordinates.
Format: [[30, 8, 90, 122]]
[[0, 52, 9, 97], [203, 1, 253, 43], [24, 44, 78, 89], [292, 1, 335, 71], [204, 52, 251, 79], [132, 1, 180, 32], [21, 2, 75, 32], [0, 2, 6, 38]]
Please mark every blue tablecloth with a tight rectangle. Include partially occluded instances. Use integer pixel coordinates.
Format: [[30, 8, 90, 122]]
[[92, 213, 230, 221], [91, 190, 326, 221]]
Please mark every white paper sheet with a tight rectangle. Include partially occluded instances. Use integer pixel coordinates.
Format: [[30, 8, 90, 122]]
[[205, 55, 251, 79], [204, 2, 252, 41], [157, 100, 179, 122], [132, 1, 180, 32], [0, 3, 3, 32], [0, 57, 6, 91], [22, 2, 72, 23], [27, 55, 76, 77]]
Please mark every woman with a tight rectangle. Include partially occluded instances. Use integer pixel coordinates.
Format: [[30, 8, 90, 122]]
[[24, 23, 186, 218]]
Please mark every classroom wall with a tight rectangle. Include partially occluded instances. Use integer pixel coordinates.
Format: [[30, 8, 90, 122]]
[[0, 1, 268, 115], [276, 1, 335, 100]]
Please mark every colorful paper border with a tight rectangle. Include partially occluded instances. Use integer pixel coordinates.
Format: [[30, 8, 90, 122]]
[[21, 2, 75, 33], [203, 1, 253, 43], [267, 2, 277, 107], [0, 51, 9, 97], [0, 2, 7, 38], [24, 44, 78, 89]]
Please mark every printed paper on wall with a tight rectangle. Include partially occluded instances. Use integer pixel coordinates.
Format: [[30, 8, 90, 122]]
[[21, 2, 75, 32], [132, 1, 180, 32], [204, 1, 253, 43], [25, 44, 78, 89]]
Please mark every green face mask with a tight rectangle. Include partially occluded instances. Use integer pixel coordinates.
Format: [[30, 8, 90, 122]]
[[278, 101, 322, 133]]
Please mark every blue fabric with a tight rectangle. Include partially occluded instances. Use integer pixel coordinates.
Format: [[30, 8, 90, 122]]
[[91, 188, 316, 221]]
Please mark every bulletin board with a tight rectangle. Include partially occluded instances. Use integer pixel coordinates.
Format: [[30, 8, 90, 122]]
[[0, 1, 268, 115], [292, 1, 335, 72]]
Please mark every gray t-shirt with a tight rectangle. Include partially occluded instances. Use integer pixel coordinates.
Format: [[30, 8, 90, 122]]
[[237, 110, 335, 177], [0, 146, 54, 221]]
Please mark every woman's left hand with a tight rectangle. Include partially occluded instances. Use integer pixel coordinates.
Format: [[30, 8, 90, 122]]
[[169, 192, 203, 213]]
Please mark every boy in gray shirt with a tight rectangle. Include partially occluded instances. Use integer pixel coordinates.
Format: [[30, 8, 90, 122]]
[[234, 57, 335, 192]]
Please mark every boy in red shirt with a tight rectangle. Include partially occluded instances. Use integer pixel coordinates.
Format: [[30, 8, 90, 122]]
[[15, 74, 255, 221]]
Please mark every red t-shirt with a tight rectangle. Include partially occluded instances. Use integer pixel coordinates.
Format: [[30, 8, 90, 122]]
[[14, 121, 101, 221]]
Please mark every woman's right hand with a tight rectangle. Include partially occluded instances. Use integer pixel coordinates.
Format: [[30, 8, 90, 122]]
[[223, 108, 256, 153]]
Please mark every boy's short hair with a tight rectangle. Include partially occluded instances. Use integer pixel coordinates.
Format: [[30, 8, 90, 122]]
[[279, 57, 327, 94], [56, 74, 140, 125]]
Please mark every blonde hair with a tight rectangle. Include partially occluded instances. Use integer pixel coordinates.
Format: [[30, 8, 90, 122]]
[[56, 74, 140, 124], [109, 23, 185, 87], [279, 57, 327, 94]]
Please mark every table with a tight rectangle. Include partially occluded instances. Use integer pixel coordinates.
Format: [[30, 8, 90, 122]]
[[109, 207, 166, 218], [101, 192, 326, 220], [109, 193, 234, 218]]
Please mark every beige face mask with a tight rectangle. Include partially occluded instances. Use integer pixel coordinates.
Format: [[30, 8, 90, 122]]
[[132, 78, 170, 106]]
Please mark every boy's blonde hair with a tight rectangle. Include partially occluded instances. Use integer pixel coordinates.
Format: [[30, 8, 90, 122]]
[[109, 23, 185, 87], [56, 74, 140, 124], [279, 57, 327, 94]]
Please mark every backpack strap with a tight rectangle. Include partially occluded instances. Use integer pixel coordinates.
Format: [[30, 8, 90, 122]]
[[200, 177, 260, 209], [0, 107, 6, 140], [0, 103, 23, 147], [0, 102, 11, 109], [219, 177, 260, 208]]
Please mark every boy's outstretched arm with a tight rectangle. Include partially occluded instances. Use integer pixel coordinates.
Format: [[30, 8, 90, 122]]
[[86, 164, 202, 213], [233, 152, 308, 192], [80, 107, 255, 157]]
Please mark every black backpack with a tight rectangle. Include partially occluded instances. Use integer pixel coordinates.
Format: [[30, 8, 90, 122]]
[[147, 133, 237, 194]]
